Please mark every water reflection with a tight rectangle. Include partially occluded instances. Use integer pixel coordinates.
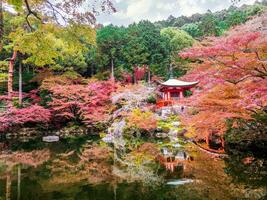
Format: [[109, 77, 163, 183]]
[[0, 137, 266, 200], [225, 145, 267, 189]]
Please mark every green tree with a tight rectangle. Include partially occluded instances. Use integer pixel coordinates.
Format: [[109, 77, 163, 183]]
[[123, 36, 149, 67], [160, 27, 195, 77], [96, 25, 127, 75], [132, 21, 168, 65], [1, 11, 96, 106], [161, 28, 195, 52], [181, 22, 202, 38], [225, 10, 247, 27], [124, 21, 168, 68], [199, 12, 221, 36], [245, 3, 265, 16], [96, 21, 169, 78]]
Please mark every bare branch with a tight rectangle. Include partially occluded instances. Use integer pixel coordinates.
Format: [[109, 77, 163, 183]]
[[45, 0, 67, 24], [224, 75, 253, 85], [24, 0, 42, 30]]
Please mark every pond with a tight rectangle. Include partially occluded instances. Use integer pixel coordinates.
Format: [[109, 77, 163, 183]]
[[0, 135, 266, 200]]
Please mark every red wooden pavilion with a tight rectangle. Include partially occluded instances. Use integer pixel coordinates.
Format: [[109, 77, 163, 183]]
[[157, 78, 199, 108]]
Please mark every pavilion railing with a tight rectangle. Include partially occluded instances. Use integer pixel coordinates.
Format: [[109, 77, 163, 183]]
[[156, 100, 180, 108]]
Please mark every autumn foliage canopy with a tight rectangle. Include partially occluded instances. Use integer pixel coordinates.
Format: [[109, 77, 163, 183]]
[[46, 79, 117, 125], [0, 105, 51, 132], [0, 78, 117, 132], [179, 30, 267, 144], [126, 109, 157, 131]]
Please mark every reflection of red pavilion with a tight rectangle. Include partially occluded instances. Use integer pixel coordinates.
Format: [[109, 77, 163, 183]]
[[158, 155, 187, 173], [157, 78, 199, 108]]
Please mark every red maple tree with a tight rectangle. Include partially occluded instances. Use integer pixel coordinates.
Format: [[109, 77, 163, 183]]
[[0, 105, 51, 132], [179, 31, 267, 151], [48, 80, 117, 125]]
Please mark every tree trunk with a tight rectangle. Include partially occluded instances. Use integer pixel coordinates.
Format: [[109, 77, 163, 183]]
[[6, 173, 11, 200], [113, 184, 117, 200], [8, 51, 17, 99], [205, 135, 210, 147], [17, 165, 21, 200], [0, 0, 3, 50], [111, 58, 114, 81], [221, 137, 225, 148], [134, 65, 137, 84], [19, 61, 23, 106], [169, 64, 174, 79], [148, 65, 151, 86]]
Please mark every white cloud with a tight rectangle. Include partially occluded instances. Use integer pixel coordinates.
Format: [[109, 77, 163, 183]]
[[156, 2, 177, 12], [97, 0, 260, 26], [113, 10, 127, 19], [126, 0, 154, 21], [103, 21, 112, 26]]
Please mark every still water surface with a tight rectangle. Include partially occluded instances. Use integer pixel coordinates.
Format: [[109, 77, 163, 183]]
[[0, 136, 266, 200]]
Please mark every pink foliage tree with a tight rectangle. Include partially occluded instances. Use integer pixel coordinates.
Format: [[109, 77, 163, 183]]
[[180, 32, 266, 84], [180, 32, 267, 110], [122, 72, 133, 84], [0, 105, 51, 132], [178, 31, 267, 151], [134, 65, 147, 83], [48, 80, 117, 126]]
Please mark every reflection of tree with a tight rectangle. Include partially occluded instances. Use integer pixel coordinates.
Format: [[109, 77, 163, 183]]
[[225, 151, 267, 188], [6, 173, 11, 200], [183, 146, 248, 200], [17, 165, 21, 200], [1, 140, 266, 199], [224, 111, 267, 198], [112, 142, 163, 185], [42, 143, 114, 189], [0, 150, 50, 168], [0, 149, 50, 200], [174, 144, 267, 200]]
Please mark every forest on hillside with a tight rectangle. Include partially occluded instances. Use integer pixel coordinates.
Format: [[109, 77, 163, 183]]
[[0, 1, 267, 87]]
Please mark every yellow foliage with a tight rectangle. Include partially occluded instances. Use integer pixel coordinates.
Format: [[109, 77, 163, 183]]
[[126, 109, 157, 131]]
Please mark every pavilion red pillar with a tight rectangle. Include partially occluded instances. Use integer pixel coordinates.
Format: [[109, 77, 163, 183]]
[[164, 92, 167, 101], [179, 90, 184, 99]]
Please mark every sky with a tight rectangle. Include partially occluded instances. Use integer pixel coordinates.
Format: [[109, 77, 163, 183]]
[[96, 0, 260, 26]]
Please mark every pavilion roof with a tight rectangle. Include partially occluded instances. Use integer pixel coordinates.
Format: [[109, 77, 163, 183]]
[[160, 79, 199, 87]]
